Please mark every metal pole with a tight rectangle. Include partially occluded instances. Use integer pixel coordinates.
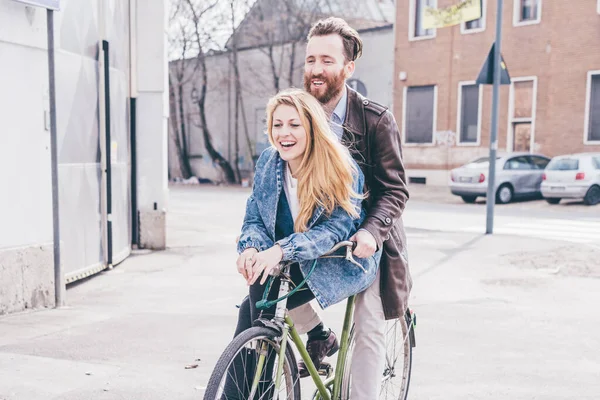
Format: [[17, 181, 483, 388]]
[[47, 9, 63, 307], [129, 0, 139, 247], [485, 0, 504, 234], [102, 40, 113, 267], [130, 97, 138, 246]]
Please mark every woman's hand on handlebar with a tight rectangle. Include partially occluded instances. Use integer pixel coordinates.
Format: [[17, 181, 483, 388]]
[[237, 248, 258, 283], [248, 245, 284, 286]]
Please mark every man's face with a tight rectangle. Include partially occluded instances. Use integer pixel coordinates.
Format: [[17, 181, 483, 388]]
[[304, 34, 354, 105]]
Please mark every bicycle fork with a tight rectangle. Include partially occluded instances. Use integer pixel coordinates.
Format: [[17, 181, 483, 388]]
[[249, 341, 269, 398], [249, 280, 301, 398]]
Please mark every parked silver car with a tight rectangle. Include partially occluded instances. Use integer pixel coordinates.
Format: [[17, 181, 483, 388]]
[[541, 153, 600, 206], [449, 153, 551, 204]]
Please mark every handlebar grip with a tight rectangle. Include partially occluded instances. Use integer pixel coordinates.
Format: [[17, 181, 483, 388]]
[[269, 265, 281, 277], [255, 299, 269, 309]]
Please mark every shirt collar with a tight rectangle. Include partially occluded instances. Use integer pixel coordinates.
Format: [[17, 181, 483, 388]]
[[332, 86, 348, 124]]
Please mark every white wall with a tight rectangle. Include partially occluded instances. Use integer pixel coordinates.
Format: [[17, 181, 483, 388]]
[[0, 0, 170, 313], [354, 28, 395, 109], [0, 2, 53, 249], [136, 0, 169, 211]]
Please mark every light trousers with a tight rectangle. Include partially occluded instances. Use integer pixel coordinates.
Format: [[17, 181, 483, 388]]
[[288, 270, 386, 400]]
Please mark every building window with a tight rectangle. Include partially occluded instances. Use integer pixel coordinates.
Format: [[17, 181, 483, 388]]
[[403, 85, 436, 144], [462, 0, 485, 34], [585, 71, 600, 144], [410, 0, 436, 40], [514, 0, 542, 26], [457, 82, 482, 145], [507, 77, 537, 152]]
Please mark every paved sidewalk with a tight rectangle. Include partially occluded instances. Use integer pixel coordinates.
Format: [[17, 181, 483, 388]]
[[1, 186, 599, 399]]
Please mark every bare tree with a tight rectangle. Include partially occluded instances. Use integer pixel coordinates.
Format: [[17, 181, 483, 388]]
[[230, 1, 242, 182], [232, 0, 324, 93], [168, 0, 394, 181], [283, 0, 324, 86], [180, 0, 237, 183], [229, 0, 256, 176], [168, 3, 196, 179]]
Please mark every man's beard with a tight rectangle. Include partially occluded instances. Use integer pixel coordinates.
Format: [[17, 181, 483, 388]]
[[303, 70, 346, 105]]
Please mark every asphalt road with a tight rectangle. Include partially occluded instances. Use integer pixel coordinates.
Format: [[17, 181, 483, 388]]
[[0, 185, 598, 400]]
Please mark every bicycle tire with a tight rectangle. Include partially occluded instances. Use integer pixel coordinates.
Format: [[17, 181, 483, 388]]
[[203, 326, 301, 400], [340, 314, 413, 400]]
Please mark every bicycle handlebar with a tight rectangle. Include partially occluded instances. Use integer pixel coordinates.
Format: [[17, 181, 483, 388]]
[[257, 241, 364, 310], [269, 241, 358, 277], [320, 240, 357, 257]]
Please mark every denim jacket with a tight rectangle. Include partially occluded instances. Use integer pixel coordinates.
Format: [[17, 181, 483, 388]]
[[237, 147, 381, 309]]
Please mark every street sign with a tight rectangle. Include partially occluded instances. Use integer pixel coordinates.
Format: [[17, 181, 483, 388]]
[[476, 42, 511, 85], [423, 0, 481, 29], [11, 0, 60, 10]]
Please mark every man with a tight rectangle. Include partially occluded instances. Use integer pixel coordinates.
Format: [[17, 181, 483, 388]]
[[288, 17, 412, 400]]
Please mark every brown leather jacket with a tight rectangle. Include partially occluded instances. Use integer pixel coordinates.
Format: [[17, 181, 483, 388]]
[[341, 86, 412, 320]]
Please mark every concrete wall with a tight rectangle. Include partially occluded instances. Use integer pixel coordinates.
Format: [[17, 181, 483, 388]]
[[0, 245, 55, 315], [168, 26, 395, 182]]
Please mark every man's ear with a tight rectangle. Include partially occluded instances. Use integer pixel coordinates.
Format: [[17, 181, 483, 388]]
[[345, 60, 355, 78]]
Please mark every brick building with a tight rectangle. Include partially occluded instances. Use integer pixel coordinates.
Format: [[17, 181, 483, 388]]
[[393, 0, 600, 185]]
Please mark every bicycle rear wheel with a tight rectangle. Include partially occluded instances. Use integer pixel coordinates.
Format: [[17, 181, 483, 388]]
[[204, 326, 301, 400], [379, 311, 413, 400], [340, 310, 413, 400]]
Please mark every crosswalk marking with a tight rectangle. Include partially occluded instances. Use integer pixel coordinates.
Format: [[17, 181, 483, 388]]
[[464, 219, 600, 244], [507, 219, 600, 228]]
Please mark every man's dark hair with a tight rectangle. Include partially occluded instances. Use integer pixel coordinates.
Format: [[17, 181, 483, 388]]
[[307, 17, 363, 62]]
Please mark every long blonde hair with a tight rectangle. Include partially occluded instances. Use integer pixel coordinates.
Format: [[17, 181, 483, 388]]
[[266, 88, 362, 232]]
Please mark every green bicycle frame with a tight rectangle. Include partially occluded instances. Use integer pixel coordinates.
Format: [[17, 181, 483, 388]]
[[249, 341, 269, 398], [247, 296, 356, 400], [248, 296, 356, 400], [249, 244, 361, 399], [331, 295, 355, 399]]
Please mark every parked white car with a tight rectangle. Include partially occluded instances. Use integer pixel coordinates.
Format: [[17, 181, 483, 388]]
[[449, 153, 550, 204], [541, 153, 600, 206]]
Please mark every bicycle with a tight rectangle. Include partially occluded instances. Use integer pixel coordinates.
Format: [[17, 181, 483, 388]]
[[204, 241, 416, 400]]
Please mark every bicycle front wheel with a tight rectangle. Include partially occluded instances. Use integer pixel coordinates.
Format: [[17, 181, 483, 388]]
[[203, 326, 301, 400]]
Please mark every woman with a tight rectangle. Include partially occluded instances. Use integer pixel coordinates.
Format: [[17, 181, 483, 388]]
[[228, 88, 380, 395]]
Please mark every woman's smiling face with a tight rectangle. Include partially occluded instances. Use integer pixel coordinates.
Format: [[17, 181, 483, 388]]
[[271, 104, 308, 172]]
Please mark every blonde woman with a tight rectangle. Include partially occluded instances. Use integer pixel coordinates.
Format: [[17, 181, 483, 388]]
[[229, 89, 381, 389]]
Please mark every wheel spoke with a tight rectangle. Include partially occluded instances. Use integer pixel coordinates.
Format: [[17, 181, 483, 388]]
[[378, 317, 412, 400], [206, 328, 298, 400]]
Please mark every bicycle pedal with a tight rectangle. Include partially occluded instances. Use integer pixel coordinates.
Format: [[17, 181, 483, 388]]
[[318, 362, 332, 377]]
